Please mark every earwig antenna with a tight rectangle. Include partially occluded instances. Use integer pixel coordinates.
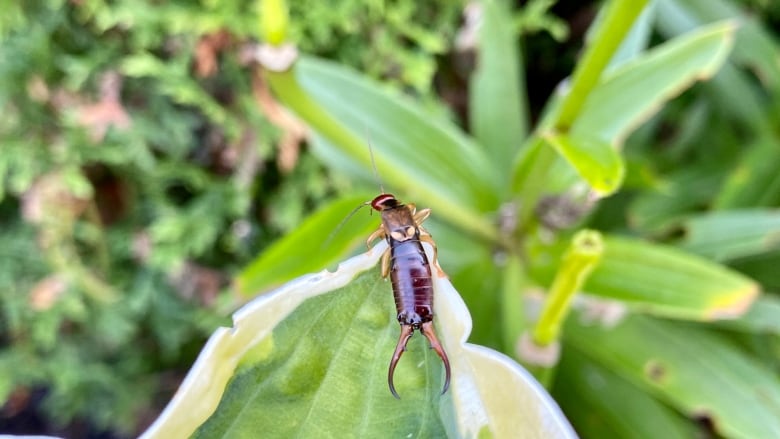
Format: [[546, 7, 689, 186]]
[[321, 127, 384, 250], [364, 127, 385, 194], [321, 200, 371, 250]]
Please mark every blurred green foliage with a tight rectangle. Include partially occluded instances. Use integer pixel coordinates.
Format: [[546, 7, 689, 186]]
[[2, 0, 780, 437], [0, 0, 465, 436]]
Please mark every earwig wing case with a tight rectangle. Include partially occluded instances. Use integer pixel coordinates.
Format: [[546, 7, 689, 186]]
[[140, 242, 577, 439]]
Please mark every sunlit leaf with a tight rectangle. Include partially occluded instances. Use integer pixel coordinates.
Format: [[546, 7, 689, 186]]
[[541, 132, 624, 196], [571, 20, 735, 144], [266, 58, 500, 242], [528, 235, 759, 320]]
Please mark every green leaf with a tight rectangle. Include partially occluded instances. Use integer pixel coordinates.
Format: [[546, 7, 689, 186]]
[[469, 0, 529, 178], [541, 132, 625, 196], [655, 0, 780, 92], [628, 166, 724, 235], [565, 316, 780, 439], [714, 295, 780, 335], [714, 134, 780, 209], [528, 236, 759, 320], [141, 243, 576, 438], [554, 346, 698, 439], [571, 20, 736, 144], [681, 209, 780, 261], [235, 193, 378, 296], [266, 58, 500, 242]]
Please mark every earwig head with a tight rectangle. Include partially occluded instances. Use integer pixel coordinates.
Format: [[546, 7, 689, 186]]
[[370, 193, 399, 211]]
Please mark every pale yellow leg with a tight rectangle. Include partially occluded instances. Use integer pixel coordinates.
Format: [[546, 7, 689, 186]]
[[419, 233, 445, 276], [366, 227, 386, 249], [380, 248, 391, 278], [413, 208, 431, 225]]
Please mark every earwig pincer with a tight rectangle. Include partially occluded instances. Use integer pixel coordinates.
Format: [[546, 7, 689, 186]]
[[366, 193, 451, 399]]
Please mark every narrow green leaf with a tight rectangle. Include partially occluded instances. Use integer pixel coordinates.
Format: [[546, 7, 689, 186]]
[[714, 295, 780, 335], [590, 237, 759, 319], [566, 316, 780, 439], [554, 346, 698, 439], [714, 134, 780, 209], [681, 209, 780, 261], [541, 132, 625, 196], [266, 57, 500, 242], [235, 193, 377, 296], [730, 251, 780, 291], [571, 20, 736, 144], [469, 0, 528, 177], [655, 0, 780, 92], [141, 243, 577, 438], [528, 235, 759, 320], [628, 166, 725, 235]]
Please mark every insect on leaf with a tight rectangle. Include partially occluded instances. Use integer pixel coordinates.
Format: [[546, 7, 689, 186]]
[[140, 243, 577, 439]]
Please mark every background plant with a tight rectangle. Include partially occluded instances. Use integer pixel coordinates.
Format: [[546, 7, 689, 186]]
[[0, 0, 462, 436], [1, 0, 779, 438]]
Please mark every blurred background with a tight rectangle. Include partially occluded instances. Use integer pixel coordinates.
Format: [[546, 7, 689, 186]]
[[1, 0, 779, 438]]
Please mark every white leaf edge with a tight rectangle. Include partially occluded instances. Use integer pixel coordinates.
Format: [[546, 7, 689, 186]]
[[139, 242, 577, 439]]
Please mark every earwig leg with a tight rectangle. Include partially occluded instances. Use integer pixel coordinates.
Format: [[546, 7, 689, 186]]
[[413, 208, 431, 225], [388, 325, 414, 399], [366, 227, 386, 249], [420, 232, 446, 277], [380, 247, 391, 278], [421, 321, 451, 395]]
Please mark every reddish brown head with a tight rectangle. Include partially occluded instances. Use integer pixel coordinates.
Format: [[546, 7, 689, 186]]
[[370, 193, 399, 211]]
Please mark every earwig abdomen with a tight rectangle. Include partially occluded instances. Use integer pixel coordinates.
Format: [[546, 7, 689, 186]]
[[389, 238, 434, 327]]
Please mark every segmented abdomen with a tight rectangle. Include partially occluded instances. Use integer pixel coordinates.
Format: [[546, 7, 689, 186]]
[[389, 238, 433, 327]]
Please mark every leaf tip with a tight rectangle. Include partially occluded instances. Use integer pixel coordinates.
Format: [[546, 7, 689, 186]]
[[705, 281, 761, 320]]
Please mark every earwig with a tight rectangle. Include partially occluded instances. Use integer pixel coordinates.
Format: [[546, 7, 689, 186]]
[[366, 193, 451, 399]]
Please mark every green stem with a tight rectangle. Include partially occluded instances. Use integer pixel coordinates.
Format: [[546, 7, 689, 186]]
[[555, 0, 650, 131], [500, 254, 527, 353], [532, 230, 603, 346]]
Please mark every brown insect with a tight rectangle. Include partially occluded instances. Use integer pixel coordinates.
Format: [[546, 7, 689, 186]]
[[366, 192, 451, 399]]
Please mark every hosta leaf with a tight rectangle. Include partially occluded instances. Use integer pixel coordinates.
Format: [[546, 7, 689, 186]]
[[141, 243, 576, 439]]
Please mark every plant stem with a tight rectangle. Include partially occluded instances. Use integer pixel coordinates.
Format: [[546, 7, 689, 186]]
[[532, 230, 603, 346]]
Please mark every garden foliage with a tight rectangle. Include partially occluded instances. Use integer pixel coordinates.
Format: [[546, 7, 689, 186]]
[[1, 0, 780, 438]]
